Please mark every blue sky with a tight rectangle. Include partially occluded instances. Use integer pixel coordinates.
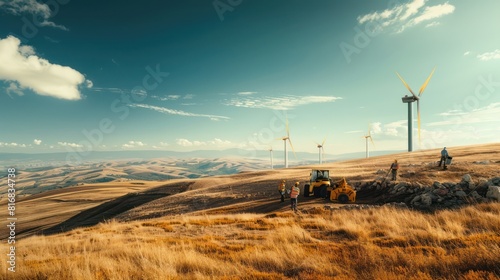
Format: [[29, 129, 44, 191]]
[[1, 0, 499, 161]]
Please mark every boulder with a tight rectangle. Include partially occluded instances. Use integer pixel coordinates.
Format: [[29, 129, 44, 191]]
[[455, 190, 467, 198], [462, 174, 472, 183], [410, 195, 421, 205], [470, 191, 483, 200], [492, 177, 500, 186], [486, 186, 500, 201], [421, 193, 433, 206]]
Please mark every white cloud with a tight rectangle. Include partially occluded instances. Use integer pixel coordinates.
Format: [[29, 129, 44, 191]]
[[371, 122, 382, 134], [6, 82, 24, 96], [176, 138, 195, 147], [463, 51, 471, 56], [58, 142, 83, 148], [477, 49, 500, 61], [160, 141, 169, 147], [238, 91, 257, 95], [183, 94, 195, 99], [0, 36, 90, 100], [122, 141, 146, 149], [129, 103, 230, 121], [0, 142, 27, 148], [33, 139, 42, 145], [429, 102, 500, 126], [411, 3, 455, 25], [176, 138, 234, 148], [225, 95, 342, 110], [425, 21, 440, 28], [151, 94, 180, 101], [0, 0, 68, 30], [357, 0, 455, 33]]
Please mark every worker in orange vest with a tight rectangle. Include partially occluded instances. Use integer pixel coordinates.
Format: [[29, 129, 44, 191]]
[[278, 179, 286, 203], [289, 182, 301, 212]]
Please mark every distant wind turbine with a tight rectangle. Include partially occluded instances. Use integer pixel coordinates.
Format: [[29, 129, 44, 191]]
[[315, 137, 326, 164], [396, 67, 435, 151], [268, 146, 273, 169], [363, 124, 375, 158], [276, 117, 296, 168]]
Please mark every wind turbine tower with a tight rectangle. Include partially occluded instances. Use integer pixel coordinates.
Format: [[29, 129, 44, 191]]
[[363, 125, 374, 158], [277, 118, 296, 168], [396, 68, 435, 152], [316, 137, 326, 164]]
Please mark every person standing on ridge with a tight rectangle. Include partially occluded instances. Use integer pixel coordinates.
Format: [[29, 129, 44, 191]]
[[289, 182, 300, 212], [278, 180, 286, 203], [390, 160, 399, 181], [438, 147, 449, 170]]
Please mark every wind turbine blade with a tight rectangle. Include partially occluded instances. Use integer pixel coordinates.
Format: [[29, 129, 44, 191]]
[[370, 136, 375, 147], [286, 117, 290, 138], [396, 72, 417, 98], [321, 136, 326, 146], [417, 99, 421, 146], [288, 138, 297, 159], [368, 123, 371, 137], [419, 67, 435, 96]]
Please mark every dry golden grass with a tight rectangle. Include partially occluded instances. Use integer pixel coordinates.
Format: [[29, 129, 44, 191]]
[[2, 203, 499, 279]]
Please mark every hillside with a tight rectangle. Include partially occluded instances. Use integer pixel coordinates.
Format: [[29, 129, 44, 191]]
[[1, 143, 499, 279], [2, 143, 499, 239]]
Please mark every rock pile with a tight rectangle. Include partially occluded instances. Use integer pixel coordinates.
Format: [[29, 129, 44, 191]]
[[356, 174, 500, 210]]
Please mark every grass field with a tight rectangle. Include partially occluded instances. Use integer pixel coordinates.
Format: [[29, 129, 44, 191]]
[[2, 203, 499, 279]]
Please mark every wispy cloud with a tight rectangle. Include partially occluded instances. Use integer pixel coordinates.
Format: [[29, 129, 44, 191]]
[[33, 139, 42, 145], [129, 103, 229, 121], [370, 120, 408, 137], [0, 0, 68, 30], [122, 141, 146, 149], [58, 142, 83, 148], [237, 91, 257, 95], [0, 142, 27, 148], [151, 94, 181, 101], [429, 102, 500, 126], [477, 49, 500, 61], [224, 95, 342, 110], [358, 0, 455, 33], [344, 130, 363, 134], [463, 51, 471, 56], [0, 36, 91, 100], [176, 138, 233, 148]]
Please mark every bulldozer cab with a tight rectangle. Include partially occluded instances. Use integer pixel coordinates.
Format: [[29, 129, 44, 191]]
[[311, 170, 329, 182], [304, 169, 331, 198]]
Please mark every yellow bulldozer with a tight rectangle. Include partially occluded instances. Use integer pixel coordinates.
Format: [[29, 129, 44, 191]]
[[303, 169, 356, 203]]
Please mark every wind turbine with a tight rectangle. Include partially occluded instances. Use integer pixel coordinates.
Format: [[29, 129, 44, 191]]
[[276, 118, 296, 168], [268, 146, 273, 169], [396, 68, 435, 152], [315, 137, 326, 164], [363, 124, 375, 158]]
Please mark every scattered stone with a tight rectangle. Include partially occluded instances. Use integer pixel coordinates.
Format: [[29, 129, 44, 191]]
[[421, 193, 433, 206], [462, 174, 472, 183], [486, 186, 500, 201], [455, 190, 467, 198], [473, 160, 490, 165]]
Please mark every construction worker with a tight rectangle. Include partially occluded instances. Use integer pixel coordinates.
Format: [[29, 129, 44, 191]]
[[278, 180, 286, 203], [438, 147, 449, 170], [289, 182, 300, 212], [390, 159, 399, 181]]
